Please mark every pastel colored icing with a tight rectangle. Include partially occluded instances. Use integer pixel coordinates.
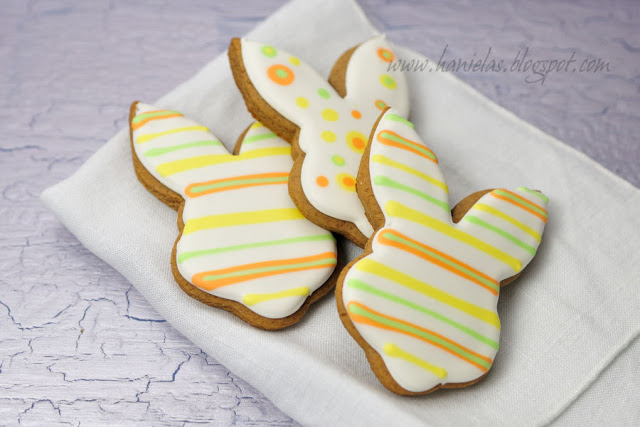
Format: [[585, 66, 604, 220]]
[[131, 103, 337, 319], [239, 35, 410, 240], [340, 109, 548, 393]]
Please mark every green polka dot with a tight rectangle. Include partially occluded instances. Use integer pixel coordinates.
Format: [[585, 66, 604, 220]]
[[318, 88, 330, 99], [321, 131, 336, 142], [275, 68, 288, 79], [380, 74, 397, 89], [296, 97, 309, 108], [331, 155, 345, 166], [261, 45, 277, 57]]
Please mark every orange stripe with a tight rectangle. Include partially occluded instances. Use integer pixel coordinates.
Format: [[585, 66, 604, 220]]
[[499, 189, 547, 213], [348, 301, 491, 371], [498, 188, 547, 213], [492, 191, 548, 223], [192, 252, 336, 290], [131, 113, 183, 130], [377, 130, 437, 163], [378, 230, 499, 295], [184, 172, 288, 198], [188, 181, 286, 198]]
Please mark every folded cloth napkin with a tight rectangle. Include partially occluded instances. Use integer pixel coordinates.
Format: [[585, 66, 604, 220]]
[[42, 0, 640, 424]]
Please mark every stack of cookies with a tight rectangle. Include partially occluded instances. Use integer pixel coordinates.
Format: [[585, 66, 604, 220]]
[[128, 36, 549, 395]]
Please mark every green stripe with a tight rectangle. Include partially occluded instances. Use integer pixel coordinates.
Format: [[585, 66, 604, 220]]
[[382, 231, 499, 293], [347, 279, 499, 349], [349, 303, 493, 369], [132, 110, 182, 123], [203, 257, 336, 281], [463, 216, 536, 256], [371, 154, 448, 193], [243, 132, 277, 144], [517, 187, 549, 204], [494, 190, 547, 218], [144, 140, 222, 157], [380, 131, 435, 161], [179, 235, 333, 263], [373, 175, 449, 211], [385, 113, 414, 128], [189, 175, 288, 194]]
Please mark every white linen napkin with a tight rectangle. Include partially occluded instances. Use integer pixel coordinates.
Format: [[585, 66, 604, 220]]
[[41, 0, 640, 425]]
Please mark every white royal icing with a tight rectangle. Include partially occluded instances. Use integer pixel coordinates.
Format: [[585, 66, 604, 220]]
[[239, 35, 409, 240], [341, 109, 549, 392], [131, 103, 337, 319]]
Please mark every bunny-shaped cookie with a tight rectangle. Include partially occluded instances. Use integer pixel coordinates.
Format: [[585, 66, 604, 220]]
[[337, 109, 548, 394], [229, 35, 409, 247], [129, 102, 338, 329]]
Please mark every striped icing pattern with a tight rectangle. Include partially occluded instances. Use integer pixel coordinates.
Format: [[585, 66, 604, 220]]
[[341, 108, 548, 393], [131, 103, 337, 320], [238, 35, 410, 242]]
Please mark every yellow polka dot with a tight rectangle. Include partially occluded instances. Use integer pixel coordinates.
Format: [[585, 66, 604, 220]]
[[346, 130, 367, 154], [321, 131, 336, 142], [337, 173, 356, 192], [296, 97, 309, 109], [250, 122, 264, 129], [289, 56, 301, 66], [380, 74, 396, 89], [322, 108, 339, 121]]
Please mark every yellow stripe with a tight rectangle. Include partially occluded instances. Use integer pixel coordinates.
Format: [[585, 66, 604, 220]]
[[249, 122, 264, 129], [183, 208, 303, 234], [136, 126, 209, 144], [473, 203, 541, 242], [157, 146, 291, 176], [383, 343, 447, 379], [372, 154, 448, 193], [356, 259, 501, 328], [242, 286, 310, 306], [385, 201, 522, 272]]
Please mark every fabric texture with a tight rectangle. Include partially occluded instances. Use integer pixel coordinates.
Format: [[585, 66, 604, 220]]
[[41, 0, 640, 425]]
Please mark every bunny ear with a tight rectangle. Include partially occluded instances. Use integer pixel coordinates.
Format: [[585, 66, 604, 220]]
[[456, 187, 548, 280], [367, 108, 549, 281], [130, 102, 231, 196], [230, 38, 412, 242], [368, 108, 451, 224], [340, 35, 410, 119], [235, 121, 290, 155], [232, 38, 345, 139]]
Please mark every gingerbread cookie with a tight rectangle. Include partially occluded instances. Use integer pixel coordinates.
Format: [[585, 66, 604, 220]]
[[129, 102, 339, 330], [229, 35, 409, 247], [337, 108, 549, 394]]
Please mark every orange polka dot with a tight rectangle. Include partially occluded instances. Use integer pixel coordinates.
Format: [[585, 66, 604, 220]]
[[267, 64, 295, 85], [346, 131, 367, 154], [377, 48, 394, 62], [316, 176, 329, 187], [337, 173, 356, 192], [351, 110, 362, 119], [375, 99, 387, 110]]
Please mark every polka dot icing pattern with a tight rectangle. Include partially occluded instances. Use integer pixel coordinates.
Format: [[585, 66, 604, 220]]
[[131, 103, 337, 320], [340, 109, 548, 394], [239, 36, 410, 241]]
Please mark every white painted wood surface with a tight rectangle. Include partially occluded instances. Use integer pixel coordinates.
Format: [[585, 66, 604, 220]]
[[1, 0, 638, 425]]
